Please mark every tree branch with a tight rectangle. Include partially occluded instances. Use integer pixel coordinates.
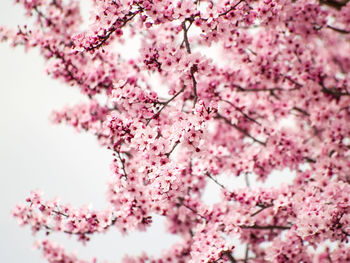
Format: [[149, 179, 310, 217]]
[[165, 140, 180, 158], [146, 86, 185, 125], [327, 24, 350, 34], [87, 8, 143, 51], [216, 113, 267, 146], [220, 99, 262, 125], [177, 197, 207, 222], [181, 19, 199, 107], [219, 0, 244, 17], [206, 172, 226, 189], [244, 245, 249, 263], [239, 224, 291, 230], [116, 151, 128, 179], [182, 19, 193, 54], [250, 204, 273, 217], [222, 251, 237, 263], [190, 64, 198, 107], [319, 0, 350, 10]]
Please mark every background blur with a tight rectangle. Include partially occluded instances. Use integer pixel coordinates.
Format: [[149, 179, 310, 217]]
[[0, 1, 293, 262]]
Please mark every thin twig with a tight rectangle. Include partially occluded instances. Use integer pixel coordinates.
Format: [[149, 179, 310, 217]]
[[206, 172, 226, 189], [319, 0, 350, 10], [146, 86, 185, 125], [222, 251, 237, 263], [116, 151, 128, 178], [244, 245, 249, 263], [244, 173, 250, 188], [219, 0, 244, 17], [87, 8, 143, 50], [292, 107, 310, 116], [177, 197, 207, 221], [216, 113, 267, 146], [327, 24, 350, 34], [234, 84, 300, 93], [190, 64, 198, 107], [165, 141, 180, 158], [239, 224, 291, 230], [250, 204, 273, 217], [221, 99, 261, 125], [182, 19, 193, 54], [181, 19, 199, 107]]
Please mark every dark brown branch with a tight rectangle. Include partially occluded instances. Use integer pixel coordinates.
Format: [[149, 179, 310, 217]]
[[219, 0, 244, 17], [244, 173, 250, 188], [146, 86, 185, 125], [190, 64, 198, 107], [342, 229, 350, 237], [234, 84, 299, 93], [222, 251, 237, 263], [304, 156, 316, 163], [182, 19, 193, 54], [250, 204, 273, 217], [244, 245, 249, 263], [33, 6, 55, 28], [87, 8, 143, 51], [52, 209, 69, 218], [320, 78, 350, 100], [291, 107, 310, 116], [116, 151, 128, 178], [239, 224, 291, 230], [206, 172, 226, 189], [283, 75, 302, 88], [177, 197, 207, 221], [319, 0, 350, 10], [327, 25, 350, 34], [216, 113, 267, 146], [221, 99, 261, 125], [181, 19, 199, 107], [44, 45, 85, 86], [165, 140, 180, 158]]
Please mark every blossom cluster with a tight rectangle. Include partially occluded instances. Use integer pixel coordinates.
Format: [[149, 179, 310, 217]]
[[2, 0, 350, 262]]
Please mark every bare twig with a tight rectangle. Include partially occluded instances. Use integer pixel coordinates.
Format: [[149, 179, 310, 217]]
[[181, 19, 199, 107], [319, 0, 350, 10], [220, 99, 261, 125], [216, 113, 267, 146], [250, 204, 273, 217], [222, 251, 237, 263], [116, 151, 128, 178], [320, 77, 350, 100], [234, 84, 300, 93], [206, 172, 226, 189], [87, 8, 143, 51], [182, 19, 193, 54], [146, 86, 185, 125], [219, 0, 244, 17], [327, 24, 350, 34], [239, 224, 291, 230], [165, 140, 180, 158], [292, 107, 310, 116], [190, 64, 198, 107], [177, 197, 207, 221], [244, 173, 250, 188], [244, 245, 249, 263]]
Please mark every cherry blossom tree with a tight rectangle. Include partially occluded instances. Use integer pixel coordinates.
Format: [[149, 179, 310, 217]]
[[2, 0, 350, 262]]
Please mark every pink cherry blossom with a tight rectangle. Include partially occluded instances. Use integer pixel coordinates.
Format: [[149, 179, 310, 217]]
[[3, 0, 350, 262]]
